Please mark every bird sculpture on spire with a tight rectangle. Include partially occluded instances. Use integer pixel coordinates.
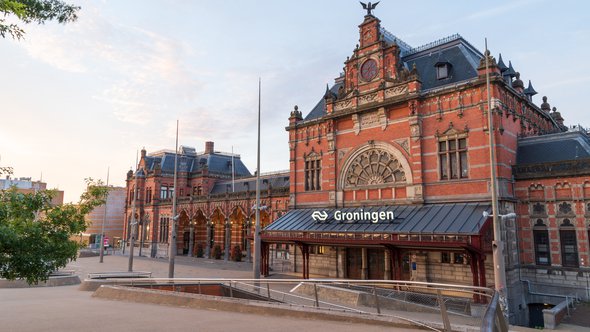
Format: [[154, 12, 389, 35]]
[[360, 1, 379, 16]]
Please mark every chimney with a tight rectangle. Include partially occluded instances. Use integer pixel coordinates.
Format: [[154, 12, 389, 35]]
[[205, 141, 214, 154]]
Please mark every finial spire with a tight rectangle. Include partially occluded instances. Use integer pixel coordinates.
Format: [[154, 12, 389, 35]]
[[360, 1, 379, 16]]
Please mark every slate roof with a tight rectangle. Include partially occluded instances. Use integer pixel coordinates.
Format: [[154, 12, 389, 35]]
[[303, 82, 343, 121], [517, 130, 590, 164], [403, 37, 482, 91], [210, 173, 290, 195], [143, 150, 251, 177], [264, 202, 490, 235]]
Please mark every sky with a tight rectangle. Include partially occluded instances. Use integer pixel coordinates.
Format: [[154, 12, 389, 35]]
[[1, 0, 589, 202]]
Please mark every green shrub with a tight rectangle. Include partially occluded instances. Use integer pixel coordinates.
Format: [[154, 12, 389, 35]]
[[231, 245, 242, 262], [212, 244, 222, 260], [196, 243, 204, 258]]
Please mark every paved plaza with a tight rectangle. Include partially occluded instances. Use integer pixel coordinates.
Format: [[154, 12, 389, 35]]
[[0, 253, 415, 332], [1, 253, 588, 332]]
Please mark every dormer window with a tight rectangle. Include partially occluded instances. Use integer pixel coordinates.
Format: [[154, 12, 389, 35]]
[[435, 62, 451, 80]]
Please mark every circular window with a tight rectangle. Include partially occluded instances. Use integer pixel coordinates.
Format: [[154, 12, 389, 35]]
[[360, 59, 378, 81]]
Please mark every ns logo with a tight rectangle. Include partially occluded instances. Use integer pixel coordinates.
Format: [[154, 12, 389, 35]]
[[311, 210, 329, 222]]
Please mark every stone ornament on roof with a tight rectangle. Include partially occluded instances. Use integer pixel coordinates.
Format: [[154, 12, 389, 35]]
[[477, 49, 497, 70], [513, 72, 524, 90], [540, 96, 551, 112], [360, 1, 379, 16]]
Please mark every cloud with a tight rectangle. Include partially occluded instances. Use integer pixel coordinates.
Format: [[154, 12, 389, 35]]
[[18, 5, 204, 126]]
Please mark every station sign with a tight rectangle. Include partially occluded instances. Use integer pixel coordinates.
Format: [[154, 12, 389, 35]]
[[311, 209, 395, 224]]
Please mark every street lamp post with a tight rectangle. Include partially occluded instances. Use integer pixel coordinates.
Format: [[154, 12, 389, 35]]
[[128, 172, 138, 272], [188, 217, 194, 257], [485, 39, 509, 319], [205, 220, 212, 259], [253, 78, 262, 279], [168, 120, 179, 278], [224, 218, 231, 261], [245, 218, 252, 263], [138, 217, 144, 257], [99, 167, 110, 263]]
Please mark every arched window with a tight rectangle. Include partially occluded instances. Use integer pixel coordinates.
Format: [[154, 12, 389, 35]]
[[344, 149, 406, 187], [159, 216, 169, 243], [304, 153, 321, 191], [533, 219, 550, 266], [559, 219, 578, 267]]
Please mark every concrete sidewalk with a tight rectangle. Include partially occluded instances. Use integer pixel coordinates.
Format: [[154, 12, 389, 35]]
[[71, 252, 256, 279]]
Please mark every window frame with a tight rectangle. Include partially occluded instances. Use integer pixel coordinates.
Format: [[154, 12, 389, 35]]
[[436, 64, 449, 80], [435, 62, 452, 80], [560, 226, 579, 267], [304, 155, 322, 191], [533, 228, 551, 266], [438, 136, 468, 180], [160, 185, 168, 199], [159, 216, 170, 243]]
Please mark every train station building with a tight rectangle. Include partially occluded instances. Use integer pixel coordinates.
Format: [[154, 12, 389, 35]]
[[124, 6, 590, 326]]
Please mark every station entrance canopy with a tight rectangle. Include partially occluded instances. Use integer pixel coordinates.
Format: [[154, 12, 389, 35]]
[[263, 203, 492, 251]]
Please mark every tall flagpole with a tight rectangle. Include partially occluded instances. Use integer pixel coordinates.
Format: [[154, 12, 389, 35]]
[[168, 120, 179, 278], [232, 146, 235, 192], [253, 78, 262, 279], [486, 38, 508, 317], [99, 167, 110, 263], [128, 151, 138, 272]]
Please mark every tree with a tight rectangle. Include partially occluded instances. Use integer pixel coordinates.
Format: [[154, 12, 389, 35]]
[[0, 179, 108, 284], [0, 0, 80, 39]]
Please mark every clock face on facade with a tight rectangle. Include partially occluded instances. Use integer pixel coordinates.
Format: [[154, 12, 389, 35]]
[[360, 59, 378, 81]]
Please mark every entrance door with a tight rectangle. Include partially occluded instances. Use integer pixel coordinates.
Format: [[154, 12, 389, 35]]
[[368, 249, 385, 280], [528, 303, 553, 328], [400, 254, 411, 280], [346, 248, 362, 279]]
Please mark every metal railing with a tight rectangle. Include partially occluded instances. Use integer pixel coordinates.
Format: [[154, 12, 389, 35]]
[[93, 277, 498, 331], [481, 292, 508, 332]]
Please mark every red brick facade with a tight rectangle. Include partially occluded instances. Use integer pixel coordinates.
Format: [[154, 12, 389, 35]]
[[123, 143, 289, 259]]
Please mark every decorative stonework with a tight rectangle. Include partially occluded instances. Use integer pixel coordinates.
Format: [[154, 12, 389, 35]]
[[557, 202, 573, 216], [384, 84, 408, 99], [408, 100, 417, 116], [395, 139, 410, 155], [531, 202, 546, 216], [334, 98, 353, 112], [361, 111, 379, 126], [409, 117, 421, 141], [377, 107, 388, 130], [359, 92, 379, 105], [344, 149, 406, 187]]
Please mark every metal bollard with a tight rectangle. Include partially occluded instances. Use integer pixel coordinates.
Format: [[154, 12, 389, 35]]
[[314, 283, 320, 308], [373, 286, 381, 314], [437, 290, 451, 332]]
